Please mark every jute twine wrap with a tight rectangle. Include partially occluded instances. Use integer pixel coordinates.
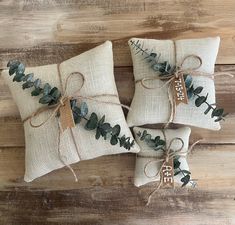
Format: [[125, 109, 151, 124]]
[[22, 64, 131, 181]]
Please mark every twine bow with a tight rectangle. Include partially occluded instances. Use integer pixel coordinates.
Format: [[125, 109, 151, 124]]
[[22, 64, 131, 181], [143, 130, 202, 206], [136, 54, 234, 128]]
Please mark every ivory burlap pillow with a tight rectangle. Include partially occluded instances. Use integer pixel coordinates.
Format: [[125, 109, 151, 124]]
[[133, 127, 192, 187], [2, 41, 140, 182], [127, 37, 221, 130]]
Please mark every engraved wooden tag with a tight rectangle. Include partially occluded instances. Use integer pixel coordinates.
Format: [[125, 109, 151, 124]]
[[161, 157, 174, 188], [59, 98, 75, 131], [173, 74, 188, 105]]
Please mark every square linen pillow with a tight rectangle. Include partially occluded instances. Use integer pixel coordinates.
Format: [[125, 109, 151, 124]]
[[127, 37, 221, 130], [2, 41, 140, 182], [133, 127, 192, 187]]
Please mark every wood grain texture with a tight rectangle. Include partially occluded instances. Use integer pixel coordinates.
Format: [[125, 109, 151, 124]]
[[0, 0, 235, 65], [0, 145, 235, 224], [1, 0, 235, 224]]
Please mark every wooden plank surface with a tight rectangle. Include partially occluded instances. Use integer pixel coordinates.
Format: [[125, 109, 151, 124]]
[[0, 146, 235, 224], [0, 0, 235, 224], [0, 0, 235, 65]]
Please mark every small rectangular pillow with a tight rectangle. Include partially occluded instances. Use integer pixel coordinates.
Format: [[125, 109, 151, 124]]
[[127, 37, 221, 130], [2, 41, 140, 182], [133, 126, 192, 187]]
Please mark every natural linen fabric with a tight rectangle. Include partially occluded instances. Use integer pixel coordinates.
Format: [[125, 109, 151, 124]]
[[2, 41, 140, 182], [127, 37, 221, 130], [133, 127, 191, 187]]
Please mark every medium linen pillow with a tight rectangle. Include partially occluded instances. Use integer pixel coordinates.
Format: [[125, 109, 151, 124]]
[[2, 41, 140, 182], [133, 127, 192, 187], [127, 37, 221, 130]]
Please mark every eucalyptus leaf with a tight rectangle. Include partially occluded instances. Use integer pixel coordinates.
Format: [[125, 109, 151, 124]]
[[98, 115, 105, 125], [8, 61, 20, 75], [112, 124, 121, 136], [31, 88, 42, 96], [50, 87, 61, 101], [195, 94, 207, 107], [17, 63, 25, 75], [13, 73, 24, 82], [110, 135, 118, 145], [181, 174, 191, 187], [22, 81, 34, 89], [23, 73, 34, 82], [211, 108, 224, 118], [174, 159, 181, 169], [204, 105, 213, 115], [95, 128, 101, 140], [85, 113, 98, 130], [174, 170, 191, 176], [43, 83, 51, 96], [39, 95, 53, 104], [34, 78, 41, 88], [193, 86, 203, 95], [184, 75, 193, 88], [80, 102, 88, 117]]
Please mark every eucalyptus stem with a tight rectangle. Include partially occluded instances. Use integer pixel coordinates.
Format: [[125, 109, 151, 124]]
[[138, 130, 191, 187], [7, 60, 135, 150], [130, 39, 228, 122]]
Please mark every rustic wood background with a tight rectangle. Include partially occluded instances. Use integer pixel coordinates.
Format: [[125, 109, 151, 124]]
[[0, 0, 235, 224]]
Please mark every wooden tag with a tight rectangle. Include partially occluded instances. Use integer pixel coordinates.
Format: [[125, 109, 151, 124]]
[[161, 157, 174, 188], [172, 74, 188, 105], [59, 98, 75, 131]]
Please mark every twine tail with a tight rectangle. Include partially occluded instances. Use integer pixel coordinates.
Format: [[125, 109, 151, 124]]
[[146, 180, 162, 206], [188, 138, 204, 153], [58, 120, 78, 182]]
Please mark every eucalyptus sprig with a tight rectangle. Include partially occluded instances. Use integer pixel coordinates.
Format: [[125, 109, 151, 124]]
[[130, 40, 227, 122], [7, 60, 135, 150], [137, 130, 196, 187]]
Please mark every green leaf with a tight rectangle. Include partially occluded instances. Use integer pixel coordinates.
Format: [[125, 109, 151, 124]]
[[7, 60, 20, 68], [98, 115, 105, 125], [119, 135, 126, 147], [214, 117, 223, 122], [95, 128, 101, 139], [85, 113, 98, 130], [204, 105, 213, 115], [195, 94, 208, 107], [31, 88, 42, 96], [22, 81, 34, 89], [181, 174, 191, 187], [43, 83, 51, 96], [112, 124, 121, 136], [174, 159, 181, 169], [211, 108, 224, 118], [16, 63, 25, 75], [174, 170, 191, 176], [110, 135, 118, 145], [184, 75, 193, 88], [80, 102, 88, 117], [72, 107, 82, 124], [34, 79, 41, 88], [13, 73, 24, 82], [140, 130, 147, 140], [50, 87, 61, 101], [39, 95, 53, 104], [8, 61, 20, 75], [144, 134, 151, 141], [157, 139, 166, 146], [137, 131, 142, 137], [187, 85, 194, 99], [100, 123, 112, 133], [193, 86, 203, 95], [23, 73, 34, 82]]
